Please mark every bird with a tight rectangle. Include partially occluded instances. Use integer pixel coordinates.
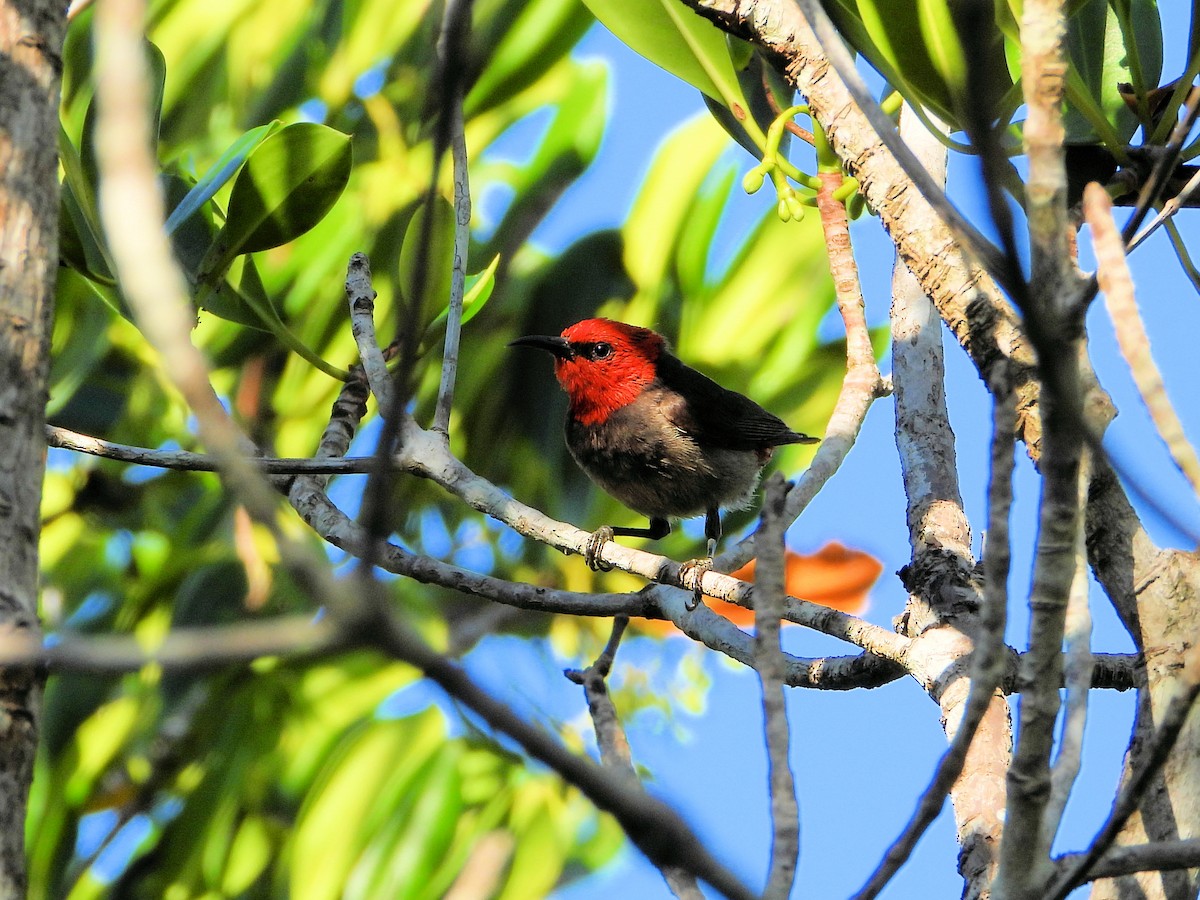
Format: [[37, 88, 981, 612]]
[[510, 317, 819, 607]]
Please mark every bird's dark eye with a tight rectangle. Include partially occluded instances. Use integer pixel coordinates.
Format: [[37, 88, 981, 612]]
[[591, 342, 613, 360]]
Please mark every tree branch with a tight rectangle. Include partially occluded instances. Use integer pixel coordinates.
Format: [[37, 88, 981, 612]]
[[755, 476, 800, 898], [565, 619, 705, 900]]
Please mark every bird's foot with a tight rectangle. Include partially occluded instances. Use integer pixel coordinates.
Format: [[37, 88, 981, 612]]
[[679, 556, 713, 611], [584, 526, 615, 571]]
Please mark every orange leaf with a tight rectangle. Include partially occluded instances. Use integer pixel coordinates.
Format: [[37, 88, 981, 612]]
[[634, 541, 883, 636]]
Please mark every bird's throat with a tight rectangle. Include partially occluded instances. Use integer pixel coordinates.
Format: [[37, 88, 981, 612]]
[[556, 362, 649, 427]]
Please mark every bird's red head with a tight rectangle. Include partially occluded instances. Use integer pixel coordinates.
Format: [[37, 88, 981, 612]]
[[510, 318, 664, 426]]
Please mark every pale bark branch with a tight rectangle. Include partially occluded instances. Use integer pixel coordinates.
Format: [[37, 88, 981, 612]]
[[994, 2, 1086, 896], [1047, 645, 1200, 899], [47, 424, 385, 474], [565, 619, 705, 900], [432, 36, 470, 436], [859, 107, 1011, 900], [1041, 454, 1094, 850], [858, 388, 1018, 900], [346, 252, 395, 416], [1087, 183, 1200, 499], [755, 475, 800, 899]]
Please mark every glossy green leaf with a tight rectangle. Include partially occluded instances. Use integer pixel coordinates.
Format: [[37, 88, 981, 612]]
[[582, 0, 753, 118], [823, 0, 1013, 130], [222, 122, 352, 255], [58, 125, 113, 284], [164, 121, 280, 235], [916, 0, 966, 92], [1065, 0, 1162, 144], [198, 255, 278, 331], [221, 815, 275, 895]]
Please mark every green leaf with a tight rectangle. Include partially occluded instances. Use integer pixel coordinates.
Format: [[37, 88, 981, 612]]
[[81, 40, 167, 190], [58, 125, 114, 284], [916, 0, 966, 93], [623, 113, 731, 302], [291, 712, 447, 900], [199, 255, 278, 331], [1065, 0, 1162, 144], [222, 815, 276, 895], [423, 253, 502, 344], [164, 121, 281, 235], [582, 0, 754, 120], [823, 0, 1013, 131], [221, 122, 352, 256], [400, 196, 456, 323], [162, 173, 218, 280]]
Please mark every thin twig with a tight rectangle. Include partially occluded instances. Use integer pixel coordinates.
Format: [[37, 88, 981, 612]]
[[356, 0, 475, 574], [1046, 644, 1200, 899], [1126, 167, 1200, 253], [1086, 183, 1200, 499], [1121, 84, 1200, 245], [854, 386, 1018, 900], [0, 616, 342, 673], [755, 475, 800, 899], [994, 2, 1085, 894], [1054, 838, 1200, 882], [564, 620, 705, 899], [66, 0, 94, 20], [1042, 452, 1094, 847], [92, 0, 365, 630], [433, 62, 471, 435], [47, 424, 385, 474], [719, 173, 885, 573]]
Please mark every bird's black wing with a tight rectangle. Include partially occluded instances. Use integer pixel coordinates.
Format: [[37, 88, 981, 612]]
[[654, 352, 819, 451]]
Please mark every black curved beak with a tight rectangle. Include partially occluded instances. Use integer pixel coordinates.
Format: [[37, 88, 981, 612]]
[[508, 334, 575, 360]]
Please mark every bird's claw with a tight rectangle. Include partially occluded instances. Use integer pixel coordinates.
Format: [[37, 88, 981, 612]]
[[679, 557, 713, 611], [584, 526, 615, 571]]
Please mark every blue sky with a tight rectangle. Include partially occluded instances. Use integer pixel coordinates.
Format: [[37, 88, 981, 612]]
[[458, 8, 1200, 899]]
